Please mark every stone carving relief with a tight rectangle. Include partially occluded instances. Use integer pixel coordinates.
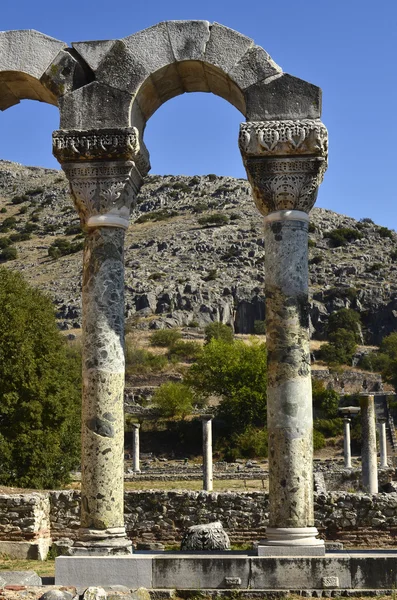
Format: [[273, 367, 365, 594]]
[[239, 119, 328, 157], [239, 120, 328, 216], [181, 521, 231, 551], [53, 128, 150, 229]]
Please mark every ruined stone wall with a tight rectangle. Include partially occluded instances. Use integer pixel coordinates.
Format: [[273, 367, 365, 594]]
[[0, 493, 50, 541], [2, 490, 397, 548]]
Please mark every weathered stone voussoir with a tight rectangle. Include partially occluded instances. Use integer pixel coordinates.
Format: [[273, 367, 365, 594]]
[[0, 29, 67, 109]]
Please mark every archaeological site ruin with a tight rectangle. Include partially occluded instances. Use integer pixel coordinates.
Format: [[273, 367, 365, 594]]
[[1, 20, 396, 594]]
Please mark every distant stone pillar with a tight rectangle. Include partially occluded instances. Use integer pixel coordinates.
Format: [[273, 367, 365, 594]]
[[202, 416, 213, 492], [343, 417, 352, 468], [53, 128, 150, 554], [132, 423, 141, 473], [240, 119, 328, 554], [378, 418, 388, 469], [360, 394, 378, 494]]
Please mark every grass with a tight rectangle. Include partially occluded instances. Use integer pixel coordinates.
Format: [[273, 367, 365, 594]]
[[0, 554, 55, 576], [124, 478, 268, 492]]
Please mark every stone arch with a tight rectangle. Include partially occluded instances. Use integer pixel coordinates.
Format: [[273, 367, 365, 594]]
[[0, 29, 91, 111], [61, 21, 322, 133]]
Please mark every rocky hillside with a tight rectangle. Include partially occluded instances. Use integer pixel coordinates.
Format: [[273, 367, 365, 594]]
[[0, 159, 396, 345]]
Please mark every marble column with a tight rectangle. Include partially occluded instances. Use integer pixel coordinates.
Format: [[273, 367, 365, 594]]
[[239, 119, 328, 555], [343, 417, 352, 469], [202, 416, 213, 492], [132, 423, 141, 473], [360, 394, 378, 494], [53, 127, 150, 554], [378, 418, 388, 469]]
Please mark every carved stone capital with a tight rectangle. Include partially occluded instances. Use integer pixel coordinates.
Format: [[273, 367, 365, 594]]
[[239, 119, 328, 157], [62, 160, 141, 229], [53, 128, 151, 229], [240, 120, 328, 216]]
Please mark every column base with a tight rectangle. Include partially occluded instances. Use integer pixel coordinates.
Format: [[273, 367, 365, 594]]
[[71, 527, 133, 556], [257, 527, 325, 556]]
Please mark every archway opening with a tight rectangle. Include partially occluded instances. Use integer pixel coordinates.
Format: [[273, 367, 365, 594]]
[[143, 92, 246, 178]]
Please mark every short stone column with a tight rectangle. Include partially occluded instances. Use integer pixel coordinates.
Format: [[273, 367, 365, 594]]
[[240, 119, 328, 554], [201, 416, 213, 492], [343, 417, 352, 469], [53, 128, 150, 554], [360, 394, 378, 493], [378, 418, 388, 469], [132, 423, 141, 473]]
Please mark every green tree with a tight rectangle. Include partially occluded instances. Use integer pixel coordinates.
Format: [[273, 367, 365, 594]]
[[204, 322, 234, 345], [312, 379, 340, 418], [319, 329, 357, 365], [0, 268, 81, 488], [327, 308, 362, 343], [186, 338, 267, 432], [152, 382, 196, 419]]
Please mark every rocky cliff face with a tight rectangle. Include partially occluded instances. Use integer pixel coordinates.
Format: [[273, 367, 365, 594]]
[[0, 159, 396, 345]]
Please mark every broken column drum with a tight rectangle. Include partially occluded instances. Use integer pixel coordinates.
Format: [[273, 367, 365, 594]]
[[53, 129, 150, 553], [240, 120, 328, 551]]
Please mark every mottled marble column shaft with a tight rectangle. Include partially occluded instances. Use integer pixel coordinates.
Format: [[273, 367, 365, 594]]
[[79, 227, 130, 547], [344, 417, 352, 469], [132, 423, 140, 473], [379, 420, 388, 468], [264, 213, 314, 530], [360, 395, 378, 494], [202, 417, 213, 492]]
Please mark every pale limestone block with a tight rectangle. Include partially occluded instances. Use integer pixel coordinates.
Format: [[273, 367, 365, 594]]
[[167, 20, 210, 62], [83, 587, 107, 600], [204, 23, 254, 74], [177, 60, 209, 93], [41, 49, 88, 98], [151, 63, 184, 104], [229, 45, 282, 90], [0, 30, 66, 79], [136, 78, 161, 120], [59, 82, 132, 129], [245, 73, 322, 121], [0, 81, 19, 110], [72, 40, 117, 71]]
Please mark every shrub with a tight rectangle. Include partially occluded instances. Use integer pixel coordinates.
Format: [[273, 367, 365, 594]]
[[192, 201, 209, 214], [0, 268, 81, 488], [18, 206, 28, 215], [149, 329, 182, 348], [310, 255, 324, 265], [0, 208, 6, 214], [65, 224, 81, 236], [172, 182, 191, 192], [125, 346, 168, 376], [378, 226, 394, 239], [9, 232, 31, 243], [0, 217, 17, 232], [152, 382, 195, 419], [254, 320, 266, 335], [135, 210, 178, 224], [314, 418, 344, 438], [48, 238, 84, 259], [202, 269, 217, 281], [0, 237, 11, 250], [207, 174, 217, 181], [223, 426, 268, 461], [204, 322, 234, 344], [308, 239, 316, 248], [319, 329, 357, 365], [366, 262, 383, 273], [23, 222, 39, 233], [26, 187, 44, 196], [313, 429, 326, 450], [197, 213, 229, 227], [0, 246, 17, 262], [11, 194, 29, 205], [327, 308, 362, 343], [325, 228, 363, 247], [168, 340, 202, 362], [312, 379, 340, 418], [308, 222, 316, 233]]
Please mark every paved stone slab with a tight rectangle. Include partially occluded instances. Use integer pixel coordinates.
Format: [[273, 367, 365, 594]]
[[0, 571, 41, 586]]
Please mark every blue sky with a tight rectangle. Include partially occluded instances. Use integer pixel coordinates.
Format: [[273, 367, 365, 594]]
[[0, 0, 396, 228]]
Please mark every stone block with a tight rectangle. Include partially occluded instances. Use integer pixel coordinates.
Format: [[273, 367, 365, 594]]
[[0, 30, 66, 79], [40, 590, 76, 600], [152, 555, 251, 589], [177, 60, 209, 94], [59, 82, 132, 129], [41, 49, 89, 98], [0, 538, 51, 561], [0, 570, 42, 586], [72, 40, 117, 71], [245, 73, 322, 121], [55, 556, 153, 588], [322, 576, 340, 588], [167, 21, 210, 62], [151, 63, 183, 105], [257, 544, 325, 556], [0, 81, 19, 110], [250, 556, 352, 589], [204, 23, 254, 75], [229, 45, 282, 91]]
